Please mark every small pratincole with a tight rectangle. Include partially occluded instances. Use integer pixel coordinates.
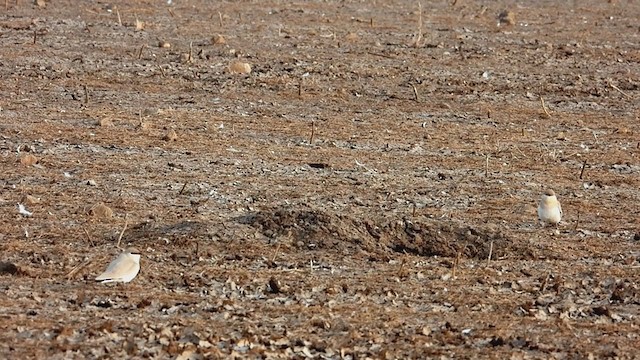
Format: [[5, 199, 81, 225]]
[[537, 189, 562, 226], [95, 248, 141, 283]]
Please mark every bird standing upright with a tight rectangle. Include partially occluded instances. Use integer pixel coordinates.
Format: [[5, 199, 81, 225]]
[[538, 189, 562, 226]]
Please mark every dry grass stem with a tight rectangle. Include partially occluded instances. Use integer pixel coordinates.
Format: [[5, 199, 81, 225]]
[[485, 154, 489, 177], [137, 44, 145, 59], [65, 259, 92, 280], [540, 272, 551, 292], [579, 160, 587, 179], [452, 249, 462, 278], [116, 214, 129, 248], [487, 240, 493, 264], [271, 242, 282, 263], [83, 227, 94, 247], [540, 96, 551, 117], [116, 7, 122, 26], [179, 182, 188, 195], [610, 83, 631, 99], [412, 2, 423, 47]]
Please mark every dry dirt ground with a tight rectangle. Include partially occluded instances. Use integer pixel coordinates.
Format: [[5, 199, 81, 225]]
[[1, 0, 639, 358]]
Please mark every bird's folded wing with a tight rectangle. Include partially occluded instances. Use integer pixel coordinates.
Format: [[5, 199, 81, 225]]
[[95, 255, 137, 280]]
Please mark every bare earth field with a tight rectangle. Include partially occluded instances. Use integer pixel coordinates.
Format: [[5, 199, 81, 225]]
[[1, 0, 639, 358]]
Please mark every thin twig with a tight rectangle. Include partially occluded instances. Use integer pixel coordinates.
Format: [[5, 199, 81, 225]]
[[157, 64, 166, 77], [579, 160, 587, 179], [298, 77, 303, 97], [116, 7, 122, 26], [83, 227, 94, 247], [65, 259, 92, 280], [540, 96, 551, 117], [610, 83, 631, 99], [218, 12, 223, 27], [33, 29, 37, 45], [412, 2, 423, 47], [271, 242, 282, 263], [116, 214, 129, 248], [83, 85, 89, 105], [397, 256, 409, 278], [137, 44, 145, 59], [179, 182, 188, 195], [487, 240, 493, 264], [366, 51, 395, 59], [540, 272, 550, 293], [309, 121, 315, 144], [452, 249, 462, 278], [412, 84, 419, 102], [485, 154, 490, 177]]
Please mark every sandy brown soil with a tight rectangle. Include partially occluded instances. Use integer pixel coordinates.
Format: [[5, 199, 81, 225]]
[[1, 0, 639, 358]]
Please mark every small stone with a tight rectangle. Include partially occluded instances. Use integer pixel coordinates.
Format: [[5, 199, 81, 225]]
[[163, 129, 178, 141], [20, 154, 38, 166], [211, 34, 226, 45], [21, 195, 40, 205], [135, 18, 144, 31], [158, 40, 171, 48], [180, 53, 192, 63], [0, 262, 19, 275], [90, 203, 113, 219], [229, 61, 251, 74], [268, 277, 281, 293], [498, 10, 515, 26], [345, 32, 359, 42]]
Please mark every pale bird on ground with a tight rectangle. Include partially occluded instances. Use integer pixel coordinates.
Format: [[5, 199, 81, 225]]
[[538, 189, 562, 226], [95, 248, 141, 283]]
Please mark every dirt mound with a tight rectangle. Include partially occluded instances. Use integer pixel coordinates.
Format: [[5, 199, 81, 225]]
[[124, 220, 212, 246], [246, 207, 534, 260]]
